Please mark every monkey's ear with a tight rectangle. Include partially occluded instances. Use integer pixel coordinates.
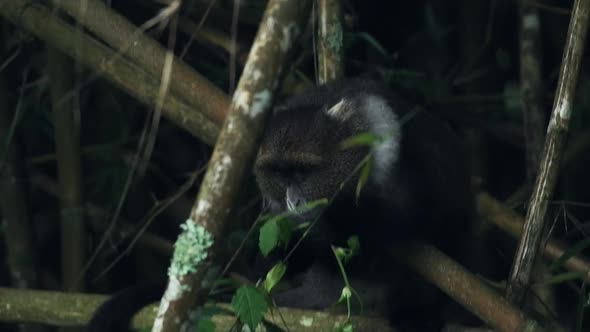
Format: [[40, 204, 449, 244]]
[[325, 99, 353, 121]]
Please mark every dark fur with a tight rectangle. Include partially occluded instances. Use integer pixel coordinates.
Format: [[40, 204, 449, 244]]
[[86, 280, 165, 332], [253, 79, 475, 331]]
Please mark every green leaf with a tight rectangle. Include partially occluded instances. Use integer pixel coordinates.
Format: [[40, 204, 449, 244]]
[[259, 219, 280, 257], [347, 236, 360, 257], [340, 132, 381, 149], [231, 286, 269, 331], [550, 238, 590, 272], [334, 247, 347, 262], [195, 317, 215, 332], [341, 322, 355, 332], [293, 198, 329, 216], [338, 286, 352, 303], [356, 156, 372, 203], [263, 262, 287, 293], [258, 198, 328, 257], [276, 218, 295, 248], [332, 236, 361, 267], [350, 32, 389, 57]]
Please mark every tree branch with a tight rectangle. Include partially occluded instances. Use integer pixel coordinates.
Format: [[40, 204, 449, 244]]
[[152, 1, 312, 331], [54, 0, 229, 125], [506, 0, 590, 305], [316, 0, 344, 84], [0, 287, 392, 331], [0, 0, 223, 145], [392, 242, 545, 332]]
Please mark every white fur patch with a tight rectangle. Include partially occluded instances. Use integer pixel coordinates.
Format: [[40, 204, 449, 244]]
[[286, 186, 305, 212], [325, 99, 353, 121], [361, 95, 401, 185]]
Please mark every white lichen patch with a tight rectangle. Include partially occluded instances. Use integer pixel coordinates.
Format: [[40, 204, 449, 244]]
[[209, 154, 232, 192], [247, 90, 272, 118], [221, 154, 232, 167], [227, 116, 236, 132], [196, 199, 212, 216], [280, 22, 300, 52], [247, 27, 270, 65], [299, 316, 314, 327], [524, 13, 540, 30], [556, 99, 571, 119], [152, 275, 183, 332], [233, 91, 251, 113], [548, 99, 571, 132], [327, 27, 343, 52], [265, 17, 277, 34], [252, 69, 263, 81], [168, 220, 214, 277], [165, 275, 184, 301]]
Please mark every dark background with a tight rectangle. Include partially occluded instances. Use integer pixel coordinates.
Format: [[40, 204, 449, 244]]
[[0, 0, 589, 330]]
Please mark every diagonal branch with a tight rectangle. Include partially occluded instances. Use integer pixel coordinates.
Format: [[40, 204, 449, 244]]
[[54, 0, 229, 125], [152, 1, 312, 331], [0, 0, 224, 145]]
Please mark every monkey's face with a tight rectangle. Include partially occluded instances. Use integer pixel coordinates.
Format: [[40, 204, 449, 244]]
[[254, 100, 368, 220]]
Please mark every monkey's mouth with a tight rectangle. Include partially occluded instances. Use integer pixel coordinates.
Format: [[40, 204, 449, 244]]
[[285, 187, 326, 222]]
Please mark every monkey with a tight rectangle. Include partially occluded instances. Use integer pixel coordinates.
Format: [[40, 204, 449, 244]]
[[85, 78, 474, 332], [86, 280, 165, 332], [251, 78, 475, 331]]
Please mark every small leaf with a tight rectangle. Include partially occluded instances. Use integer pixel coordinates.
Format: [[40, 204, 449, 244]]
[[338, 286, 352, 303], [351, 32, 389, 57], [334, 247, 347, 262], [259, 219, 280, 257], [347, 236, 360, 257], [231, 286, 269, 331], [292, 198, 329, 215], [341, 322, 355, 332], [294, 220, 310, 231], [195, 317, 215, 332], [263, 262, 287, 293], [277, 218, 295, 248], [550, 238, 590, 272], [340, 132, 381, 149], [356, 156, 372, 203]]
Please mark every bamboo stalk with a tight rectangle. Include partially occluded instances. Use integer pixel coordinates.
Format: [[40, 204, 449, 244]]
[[0, 0, 222, 145], [506, 0, 590, 305]]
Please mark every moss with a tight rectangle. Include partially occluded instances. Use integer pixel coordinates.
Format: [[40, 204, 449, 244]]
[[168, 219, 214, 277], [326, 26, 343, 53]]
